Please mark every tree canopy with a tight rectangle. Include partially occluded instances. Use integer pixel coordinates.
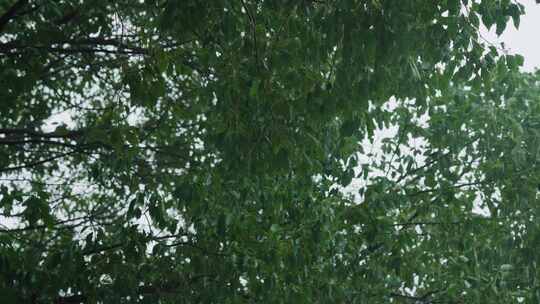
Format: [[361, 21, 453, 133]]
[[0, 0, 538, 303]]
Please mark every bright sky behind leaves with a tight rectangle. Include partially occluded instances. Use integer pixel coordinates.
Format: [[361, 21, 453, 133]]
[[486, 0, 540, 71]]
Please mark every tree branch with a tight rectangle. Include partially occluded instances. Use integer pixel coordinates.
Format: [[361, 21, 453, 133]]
[[0, 150, 79, 174], [0, 128, 83, 139], [0, 138, 79, 148]]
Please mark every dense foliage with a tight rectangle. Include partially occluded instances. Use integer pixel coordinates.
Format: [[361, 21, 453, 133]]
[[0, 0, 537, 303]]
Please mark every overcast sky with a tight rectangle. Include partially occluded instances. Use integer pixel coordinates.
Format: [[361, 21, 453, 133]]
[[484, 0, 540, 71]]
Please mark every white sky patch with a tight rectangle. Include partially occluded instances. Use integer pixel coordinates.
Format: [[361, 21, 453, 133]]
[[481, 0, 540, 72]]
